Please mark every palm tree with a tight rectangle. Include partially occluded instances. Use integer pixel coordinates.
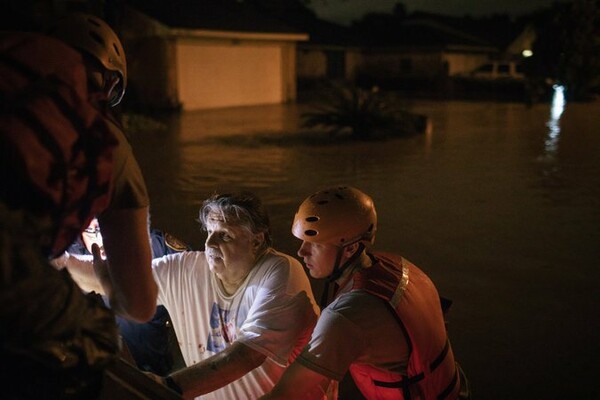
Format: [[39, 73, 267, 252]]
[[301, 83, 426, 139]]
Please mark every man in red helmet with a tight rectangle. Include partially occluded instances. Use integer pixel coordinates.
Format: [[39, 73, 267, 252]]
[[0, 11, 157, 398], [0, 30, 121, 399], [49, 12, 157, 322], [261, 186, 469, 400]]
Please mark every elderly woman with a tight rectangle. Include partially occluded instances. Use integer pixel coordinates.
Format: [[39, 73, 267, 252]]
[[65, 191, 319, 400]]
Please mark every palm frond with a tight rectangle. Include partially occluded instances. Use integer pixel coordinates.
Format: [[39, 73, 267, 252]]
[[301, 83, 423, 139]]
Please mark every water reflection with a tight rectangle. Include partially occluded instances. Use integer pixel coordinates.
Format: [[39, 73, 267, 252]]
[[544, 84, 565, 157]]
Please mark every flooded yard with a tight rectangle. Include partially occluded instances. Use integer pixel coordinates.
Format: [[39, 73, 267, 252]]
[[131, 98, 600, 399]]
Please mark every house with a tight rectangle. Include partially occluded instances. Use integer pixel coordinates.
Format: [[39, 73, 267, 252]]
[[441, 18, 536, 84], [292, 17, 363, 85], [235, 3, 364, 90], [358, 18, 499, 84], [278, 10, 500, 92], [120, 1, 308, 111], [395, 13, 536, 77], [503, 23, 537, 59]]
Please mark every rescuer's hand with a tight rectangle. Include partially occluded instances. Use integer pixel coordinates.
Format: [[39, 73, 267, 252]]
[[143, 372, 184, 395], [92, 243, 114, 299], [143, 371, 163, 385], [50, 251, 70, 270]]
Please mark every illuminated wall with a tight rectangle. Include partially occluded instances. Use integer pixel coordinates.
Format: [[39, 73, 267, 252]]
[[176, 39, 292, 110], [120, 7, 306, 111]]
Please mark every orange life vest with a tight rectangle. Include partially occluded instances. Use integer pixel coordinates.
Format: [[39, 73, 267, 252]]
[[349, 252, 460, 400], [0, 32, 116, 257]]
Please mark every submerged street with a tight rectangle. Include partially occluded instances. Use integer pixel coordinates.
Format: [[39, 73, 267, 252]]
[[131, 99, 600, 399]]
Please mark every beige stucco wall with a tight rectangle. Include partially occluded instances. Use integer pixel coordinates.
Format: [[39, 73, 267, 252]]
[[360, 49, 496, 79], [125, 36, 180, 110], [361, 51, 443, 79], [121, 6, 303, 111], [297, 48, 327, 79], [297, 47, 363, 81], [281, 43, 298, 105], [345, 49, 363, 81], [176, 38, 298, 110], [443, 53, 491, 76], [120, 7, 180, 110]]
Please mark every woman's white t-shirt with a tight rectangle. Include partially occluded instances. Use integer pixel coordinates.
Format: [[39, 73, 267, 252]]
[[152, 249, 319, 400]]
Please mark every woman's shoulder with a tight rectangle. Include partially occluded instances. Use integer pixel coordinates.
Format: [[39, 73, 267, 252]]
[[264, 248, 303, 267], [153, 250, 206, 270]]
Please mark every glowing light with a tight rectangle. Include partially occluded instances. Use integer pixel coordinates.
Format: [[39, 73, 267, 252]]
[[544, 85, 565, 156], [522, 49, 533, 58], [550, 85, 565, 120]]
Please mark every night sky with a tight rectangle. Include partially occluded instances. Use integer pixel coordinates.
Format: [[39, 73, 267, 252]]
[[309, 0, 560, 25]]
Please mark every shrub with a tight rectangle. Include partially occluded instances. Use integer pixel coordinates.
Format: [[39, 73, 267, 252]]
[[301, 83, 426, 139]]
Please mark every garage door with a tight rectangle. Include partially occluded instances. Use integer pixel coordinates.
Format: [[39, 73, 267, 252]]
[[176, 41, 283, 110]]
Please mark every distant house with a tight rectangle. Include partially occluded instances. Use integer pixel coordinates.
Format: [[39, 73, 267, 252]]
[[293, 18, 363, 84], [359, 19, 499, 84], [120, 1, 307, 111], [288, 14, 500, 91], [503, 23, 537, 60], [395, 14, 539, 75]]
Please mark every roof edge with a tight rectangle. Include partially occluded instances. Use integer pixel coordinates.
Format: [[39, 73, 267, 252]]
[[168, 28, 309, 42]]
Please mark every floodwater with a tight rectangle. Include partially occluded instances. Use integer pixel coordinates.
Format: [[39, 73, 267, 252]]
[[130, 97, 600, 399]]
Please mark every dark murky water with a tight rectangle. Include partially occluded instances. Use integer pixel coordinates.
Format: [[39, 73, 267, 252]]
[[131, 99, 600, 399]]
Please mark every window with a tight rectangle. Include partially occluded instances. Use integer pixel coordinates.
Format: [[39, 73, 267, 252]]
[[497, 64, 510, 74]]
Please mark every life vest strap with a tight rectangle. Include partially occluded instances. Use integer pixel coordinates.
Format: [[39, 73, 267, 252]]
[[430, 338, 450, 371], [372, 368, 458, 400], [373, 372, 424, 388], [437, 368, 459, 400], [372, 338, 456, 400]]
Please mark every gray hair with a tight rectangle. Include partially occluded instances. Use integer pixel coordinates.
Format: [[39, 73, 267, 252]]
[[198, 191, 272, 249]]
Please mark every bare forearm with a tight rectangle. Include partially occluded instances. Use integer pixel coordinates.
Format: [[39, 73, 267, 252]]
[[58, 253, 105, 294], [54, 249, 163, 321], [99, 206, 157, 321], [60, 248, 138, 320], [259, 361, 332, 400], [169, 342, 266, 399]]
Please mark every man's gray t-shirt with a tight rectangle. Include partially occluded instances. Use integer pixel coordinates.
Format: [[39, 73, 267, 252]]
[[297, 287, 409, 381]]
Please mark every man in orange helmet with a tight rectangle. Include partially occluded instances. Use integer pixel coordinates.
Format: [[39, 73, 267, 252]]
[[261, 186, 469, 400]]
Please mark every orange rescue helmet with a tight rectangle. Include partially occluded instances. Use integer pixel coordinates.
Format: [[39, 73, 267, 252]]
[[292, 186, 377, 247]]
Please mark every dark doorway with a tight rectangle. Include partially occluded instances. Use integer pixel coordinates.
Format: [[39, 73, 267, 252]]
[[326, 50, 345, 80]]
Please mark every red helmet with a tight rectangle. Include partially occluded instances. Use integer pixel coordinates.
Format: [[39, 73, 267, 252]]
[[0, 32, 116, 257], [292, 186, 377, 247], [51, 13, 127, 106]]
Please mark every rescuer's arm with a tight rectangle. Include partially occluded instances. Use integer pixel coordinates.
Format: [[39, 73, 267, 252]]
[[259, 361, 332, 400], [98, 206, 157, 322]]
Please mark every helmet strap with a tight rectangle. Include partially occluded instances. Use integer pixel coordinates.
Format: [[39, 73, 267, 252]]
[[330, 242, 365, 281], [319, 242, 366, 308], [326, 246, 347, 283]]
